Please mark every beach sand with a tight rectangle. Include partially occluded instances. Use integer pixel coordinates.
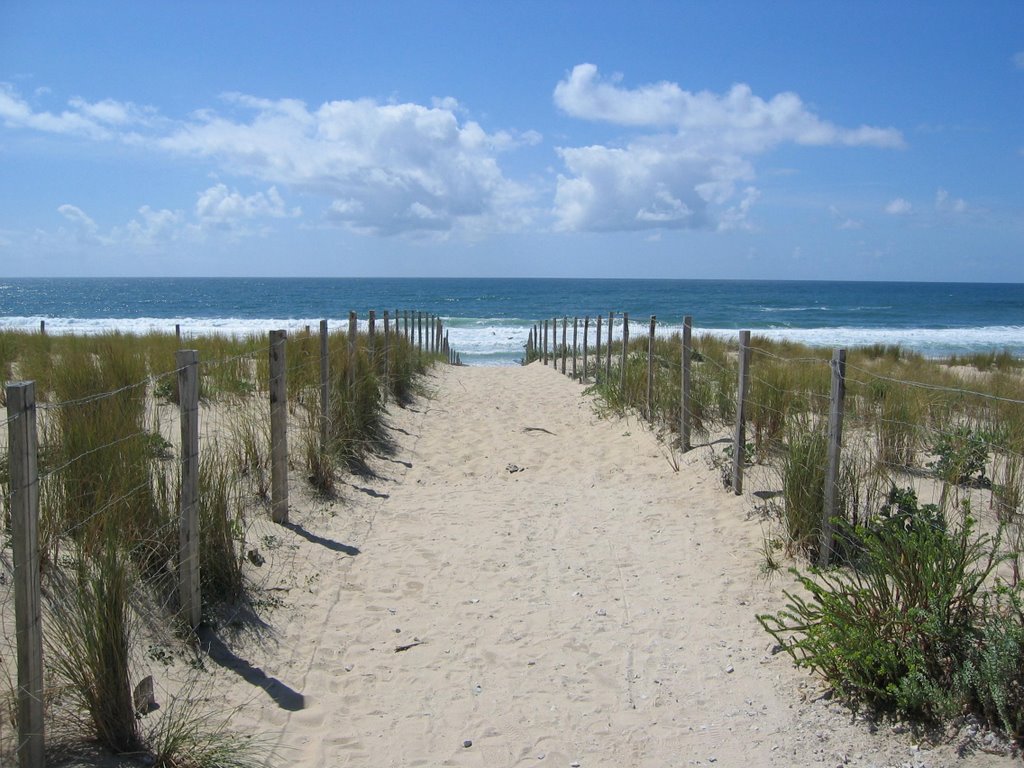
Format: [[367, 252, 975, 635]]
[[64, 362, 1018, 766]]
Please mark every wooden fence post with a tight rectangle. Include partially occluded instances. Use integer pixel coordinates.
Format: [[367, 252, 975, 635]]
[[731, 330, 752, 495], [572, 317, 579, 380], [269, 330, 289, 524], [319, 320, 330, 450], [820, 348, 847, 566], [7, 381, 44, 768], [561, 317, 567, 375], [647, 316, 656, 421], [347, 311, 357, 390], [417, 312, 424, 353], [175, 323, 181, 341], [176, 350, 201, 630], [681, 315, 693, 452], [583, 316, 590, 381], [404, 310, 410, 341], [619, 312, 630, 397], [543, 319, 549, 365], [553, 317, 558, 367], [368, 310, 376, 343], [605, 311, 613, 381], [382, 312, 390, 404], [39, 320, 45, 336], [594, 315, 601, 381]]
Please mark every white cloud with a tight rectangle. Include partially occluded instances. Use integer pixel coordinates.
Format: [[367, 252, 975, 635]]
[[552, 64, 904, 232], [0, 83, 155, 140], [112, 206, 194, 248], [0, 83, 535, 238], [195, 184, 299, 228], [159, 95, 531, 236], [935, 187, 968, 214], [554, 64, 905, 150], [553, 140, 753, 231], [885, 198, 913, 215], [828, 204, 863, 230], [57, 203, 99, 232]]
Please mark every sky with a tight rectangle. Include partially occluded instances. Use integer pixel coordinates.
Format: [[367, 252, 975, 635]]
[[1, 1, 1022, 281]]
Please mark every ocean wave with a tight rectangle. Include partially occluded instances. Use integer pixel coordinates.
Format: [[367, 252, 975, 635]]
[[2, 316, 1023, 366]]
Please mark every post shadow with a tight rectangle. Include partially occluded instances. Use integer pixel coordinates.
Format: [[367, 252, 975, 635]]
[[196, 626, 305, 711], [282, 520, 361, 556]]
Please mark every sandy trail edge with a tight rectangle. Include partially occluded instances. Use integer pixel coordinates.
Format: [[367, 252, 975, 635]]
[[204, 363, 1012, 768]]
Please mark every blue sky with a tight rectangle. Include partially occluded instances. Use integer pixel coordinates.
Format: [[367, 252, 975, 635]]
[[1, 1, 1022, 280]]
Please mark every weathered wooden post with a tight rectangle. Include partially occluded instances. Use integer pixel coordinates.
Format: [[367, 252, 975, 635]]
[[561, 316, 567, 375], [347, 311, 357, 389], [320, 320, 330, 449], [583, 316, 590, 381], [7, 381, 44, 768], [417, 311, 424, 353], [595, 314, 602, 381], [404, 310, 410, 341], [543, 319, 549, 365], [572, 317, 579, 380], [647, 315, 656, 421], [39, 320, 45, 335], [382, 312, 390, 404], [681, 315, 693, 452], [176, 349, 201, 630], [820, 349, 847, 566], [368, 310, 376, 366], [175, 323, 181, 341], [619, 312, 630, 397], [605, 311, 613, 381], [731, 330, 752, 495], [269, 330, 289, 524]]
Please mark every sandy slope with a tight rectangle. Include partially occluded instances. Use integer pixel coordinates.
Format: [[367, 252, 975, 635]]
[[199, 362, 1014, 768]]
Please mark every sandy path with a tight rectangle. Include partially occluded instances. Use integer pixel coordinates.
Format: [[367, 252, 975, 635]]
[[214, 363, 1013, 768]]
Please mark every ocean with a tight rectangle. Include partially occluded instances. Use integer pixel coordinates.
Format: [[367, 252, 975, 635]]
[[1, 277, 1023, 366]]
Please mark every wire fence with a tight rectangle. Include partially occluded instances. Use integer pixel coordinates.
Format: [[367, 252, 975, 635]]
[[0, 310, 458, 763], [528, 311, 1024, 567]]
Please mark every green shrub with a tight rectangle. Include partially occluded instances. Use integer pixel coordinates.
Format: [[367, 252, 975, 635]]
[[759, 494, 1000, 721], [931, 425, 988, 486]]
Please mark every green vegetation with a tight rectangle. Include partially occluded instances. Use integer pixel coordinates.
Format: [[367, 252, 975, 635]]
[[758, 493, 1018, 730], [0, 324, 438, 764], [570, 324, 1024, 740]]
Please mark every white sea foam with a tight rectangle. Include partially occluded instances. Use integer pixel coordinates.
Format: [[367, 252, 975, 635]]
[[2, 316, 1023, 366]]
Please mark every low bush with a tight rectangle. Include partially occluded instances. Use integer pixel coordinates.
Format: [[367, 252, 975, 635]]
[[931, 425, 989, 486], [759, 490, 1014, 726]]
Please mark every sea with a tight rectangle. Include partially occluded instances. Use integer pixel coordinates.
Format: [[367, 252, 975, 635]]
[[1, 277, 1023, 366]]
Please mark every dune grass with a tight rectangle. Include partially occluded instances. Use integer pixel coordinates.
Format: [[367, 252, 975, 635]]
[[571, 324, 1024, 738], [0, 324, 437, 764]]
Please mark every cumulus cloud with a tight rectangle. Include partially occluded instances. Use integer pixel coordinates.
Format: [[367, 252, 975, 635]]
[[58, 203, 99, 232], [552, 64, 905, 232], [159, 94, 533, 236], [885, 198, 913, 215], [0, 83, 154, 140], [0, 83, 536, 238], [195, 184, 299, 228]]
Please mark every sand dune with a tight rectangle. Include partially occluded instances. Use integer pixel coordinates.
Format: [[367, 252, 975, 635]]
[[195, 362, 1013, 767]]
